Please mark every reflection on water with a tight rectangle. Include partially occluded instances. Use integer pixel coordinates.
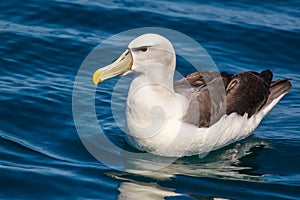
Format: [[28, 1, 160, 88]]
[[117, 181, 181, 200], [107, 135, 269, 199]]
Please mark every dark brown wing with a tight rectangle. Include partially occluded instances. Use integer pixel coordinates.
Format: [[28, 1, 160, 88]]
[[225, 71, 271, 117], [174, 71, 234, 127], [174, 70, 291, 127]]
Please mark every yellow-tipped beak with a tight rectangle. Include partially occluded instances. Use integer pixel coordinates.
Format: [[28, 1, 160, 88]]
[[93, 49, 133, 85]]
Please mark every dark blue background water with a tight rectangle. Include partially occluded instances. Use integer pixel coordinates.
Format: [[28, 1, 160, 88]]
[[1, 0, 299, 199]]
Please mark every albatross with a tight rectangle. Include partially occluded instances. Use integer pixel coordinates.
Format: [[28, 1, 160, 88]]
[[93, 34, 292, 157]]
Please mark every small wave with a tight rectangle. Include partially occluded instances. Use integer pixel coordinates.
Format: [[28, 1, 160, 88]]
[[1, 134, 73, 163]]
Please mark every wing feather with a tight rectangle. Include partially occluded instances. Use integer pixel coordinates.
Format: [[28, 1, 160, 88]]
[[174, 69, 291, 127]]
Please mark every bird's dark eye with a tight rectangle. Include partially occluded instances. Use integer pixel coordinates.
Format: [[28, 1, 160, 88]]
[[140, 47, 148, 52]]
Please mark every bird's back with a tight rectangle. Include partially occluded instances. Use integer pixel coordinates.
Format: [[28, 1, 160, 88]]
[[174, 70, 292, 127]]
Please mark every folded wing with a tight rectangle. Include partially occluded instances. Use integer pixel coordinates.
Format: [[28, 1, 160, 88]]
[[174, 70, 291, 127]]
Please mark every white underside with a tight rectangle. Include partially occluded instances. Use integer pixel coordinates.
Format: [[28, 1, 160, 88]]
[[125, 89, 286, 157]]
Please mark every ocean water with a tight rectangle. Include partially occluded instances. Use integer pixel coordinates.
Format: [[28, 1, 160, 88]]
[[1, 0, 300, 199]]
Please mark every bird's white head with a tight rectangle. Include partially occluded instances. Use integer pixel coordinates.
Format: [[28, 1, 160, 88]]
[[93, 34, 176, 85], [128, 34, 175, 73]]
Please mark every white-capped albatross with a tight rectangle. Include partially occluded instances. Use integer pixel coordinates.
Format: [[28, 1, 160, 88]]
[[93, 34, 292, 157]]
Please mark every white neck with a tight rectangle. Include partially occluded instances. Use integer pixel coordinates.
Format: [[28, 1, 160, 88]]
[[131, 64, 175, 90], [125, 64, 184, 140]]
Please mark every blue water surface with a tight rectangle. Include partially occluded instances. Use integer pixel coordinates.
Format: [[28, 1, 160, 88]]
[[1, 0, 300, 199]]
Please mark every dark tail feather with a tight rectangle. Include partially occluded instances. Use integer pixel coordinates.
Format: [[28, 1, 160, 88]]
[[260, 69, 273, 86], [264, 79, 292, 107]]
